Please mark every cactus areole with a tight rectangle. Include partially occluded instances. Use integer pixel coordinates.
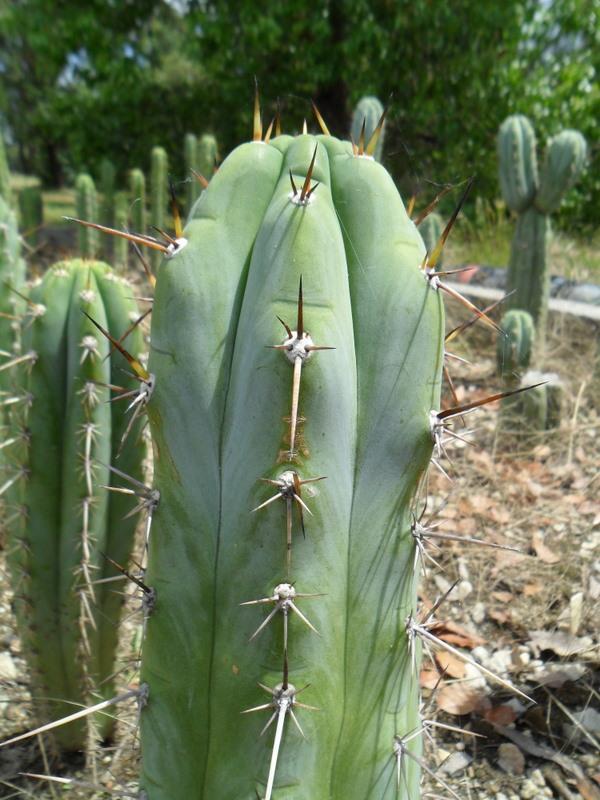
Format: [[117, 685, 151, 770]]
[[141, 134, 445, 799]]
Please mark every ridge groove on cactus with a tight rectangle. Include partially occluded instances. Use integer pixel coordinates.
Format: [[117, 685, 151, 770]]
[[139, 125, 446, 799], [3, 259, 145, 751]]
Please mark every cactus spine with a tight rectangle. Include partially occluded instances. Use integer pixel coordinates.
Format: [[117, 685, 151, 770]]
[[76, 173, 99, 258], [150, 146, 168, 271], [4, 260, 145, 750], [129, 168, 147, 236], [498, 115, 587, 333], [140, 133, 443, 799], [350, 96, 386, 161], [496, 309, 534, 379]]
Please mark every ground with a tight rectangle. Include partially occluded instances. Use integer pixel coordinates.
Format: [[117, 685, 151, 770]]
[[0, 207, 599, 798]]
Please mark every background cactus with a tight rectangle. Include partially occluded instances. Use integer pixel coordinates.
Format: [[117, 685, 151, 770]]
[[18, 185, 43, 245], [350, 95, 386, 161], [184, 132, 198, 213], [498, 115, 587, 333], [99, 157, 116, 227], [150, 146, 168, 272], [418, 211, 444, 267], [76, 173, 99, 258], [197, 133, 218, 182], [129, 167, 147, 237], [503, 370, 564, 432], [0, 196, 26, 360], [139, 132, 443, 799], [4, 259, 145, 751], [496, 308, 535, 379], [0, 129, 13, 206], [113, 190, 129, 270]]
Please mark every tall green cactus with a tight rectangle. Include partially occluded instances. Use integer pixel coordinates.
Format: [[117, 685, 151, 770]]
[[113, 190, 129, 270], [4, 260, 145, 751], [496, 308, 534, 379], [99, 157, 116, 228], [0, 196, 26, 359], [0, 129, 12, 206], [197, 133, 218, 181], [139, 132, 444, 799], [76, 173, 99, 258], [150, 146, 168, 272], [350, 96, 386, 161], [498, 115, 587, 333], [129, 168, 147, 236], [18, 185, 43, 244], [184, 133, 198, 213], [418, 211, 444, 268]]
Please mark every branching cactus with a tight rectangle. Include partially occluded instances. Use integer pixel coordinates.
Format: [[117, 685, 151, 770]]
[[3, 259, 145, 751], [137, 116, 447, 799], [129, 168, 147, 236], [498, 115, 587, 333], [150, 146, 168, 272], [76, 174, 99, 258], [350, 95, 386, 161]]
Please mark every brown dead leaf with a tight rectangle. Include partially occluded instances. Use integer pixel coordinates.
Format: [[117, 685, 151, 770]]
[[531, 531, 561, 564], [429, 620, 486, 649], [523, 582, 543, 596], [492, 591, 514, 604], [498, 742, 525, 775], [435, 651, 466, 679], [484, 705, 518, 726], [489, 608, 512, 625], [436, 684, 486, 715], [420, 669, 443, 690]]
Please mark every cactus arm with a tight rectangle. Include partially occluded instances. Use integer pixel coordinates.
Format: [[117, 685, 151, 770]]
[[535, 130, 587, 214], [184, 133, 198, 213], [129, 168, 147, 235], [325, 141, 444, 797], [497, 115, 538, 213], [141, 141, 285, 797], [76, 174, 99, 258], [150, 147, 168, 271], [350, 97, 386, 161]]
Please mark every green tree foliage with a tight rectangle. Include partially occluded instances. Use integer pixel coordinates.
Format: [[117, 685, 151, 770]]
[[0, 0, 597, 228]]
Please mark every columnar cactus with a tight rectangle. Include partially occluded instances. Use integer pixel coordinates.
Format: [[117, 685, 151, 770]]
[[76, 174, 99, 258], [0, 129, 12, 206], [113, 191, 129, 270], [129, 168, 147, 236], [139, 131, 444, 799], [18, 185, 43, 244], [150, 146, 168, 272], [184, 133, 198, 213], [496, 309, 535, 379], [0, 196, 25, 358], [4, 260, 145, 751], [498, 115, 587, 333], [99, 157, 116, 228], [351, 96, 386, 161], [503, 370, 564, 432], [418, 212, 444, 267], [197, 133, 218, 182]]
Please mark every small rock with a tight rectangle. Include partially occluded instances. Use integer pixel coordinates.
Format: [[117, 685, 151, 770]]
[[472, 602, 486, 624], [530, 768, 546, 787], [439, 750, 471, 775], [0, 652, 17, 681], [519, 781, 539, 800], [498, 742, 525, 775]]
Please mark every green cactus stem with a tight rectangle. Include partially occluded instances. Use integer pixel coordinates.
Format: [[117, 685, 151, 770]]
[[113, 191, 129, 270], [350, 96, 386, 161], [76, 174, 99, 258], [418, 211, 444, 267], [498, 115, 587, 333], [18, 185, 43, 245], [4, 259, 145, 751], [184, 133, 198, 213], [0, 196, 26, 362], [502, 370, 564, 432], [99, 157, 116, 256], [197, 133, 218, 182], [129, 168, 147, 236], [150, 146, 168, 272], [140, 132, 444, 799], [0, 130, 12, 206], [496, 309, 535, 379]]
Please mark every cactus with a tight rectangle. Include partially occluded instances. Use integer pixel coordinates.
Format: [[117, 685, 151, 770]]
[[197, 133, 218, 181], [418, 211, 444, 267], [138, 131, 444, 799], [350, 96, 386, 161], [76, 173, 99, 258], [113, 191, 129, 270], [0, 196, 26, 359], [99, 157, 116, 228], [503, 370, 564, 431], [498, 115, 587, 332], [0, 129, 12, 206], [129, 168, 147, 236], [4, 259, 145, 751], [184, 133, 198, 213], [150, 146, 168, 272], [18, 185, 43, 244], [496, 309, 535, 379]]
